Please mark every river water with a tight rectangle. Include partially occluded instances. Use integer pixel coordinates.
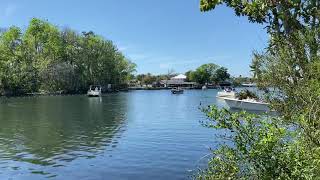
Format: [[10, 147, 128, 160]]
[[0, 89, 227, 180]]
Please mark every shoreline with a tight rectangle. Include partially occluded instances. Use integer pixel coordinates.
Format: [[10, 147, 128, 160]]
[[0, 86, 233, 98]]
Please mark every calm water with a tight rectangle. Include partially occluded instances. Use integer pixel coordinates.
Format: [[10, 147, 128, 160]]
[[0, 90, 227, 180]]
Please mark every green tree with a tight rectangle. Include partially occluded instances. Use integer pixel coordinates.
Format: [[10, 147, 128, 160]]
[[0, 26, 25, 94], [0, 18, 136, 95], [136, 73, 157, 85], [197, 0, 320, 179], [191, 63, 219, 84], [185, 70, 193, 82], [212, 67, 230, 84], [23, 18, 63, 91], [190, 63, 229, 84]]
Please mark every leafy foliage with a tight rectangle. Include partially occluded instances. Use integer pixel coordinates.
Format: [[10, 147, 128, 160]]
[[197, 0, 320, 179], [197, 106, 320, 179], [0, 18, 136, 95], [136, 73, 158, 85], [200, 0, 319, 36], [187, 63, 230, 84]]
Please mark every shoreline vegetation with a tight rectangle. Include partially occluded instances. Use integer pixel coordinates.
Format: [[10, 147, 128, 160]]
[[197, 0, 320, 179], [0, 18, 136, 97], [0, 76, 254, 97], [0, 18, 254, 97]]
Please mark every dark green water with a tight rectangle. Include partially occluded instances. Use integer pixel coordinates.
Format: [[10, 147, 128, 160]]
[[0, 90, 226, 180]]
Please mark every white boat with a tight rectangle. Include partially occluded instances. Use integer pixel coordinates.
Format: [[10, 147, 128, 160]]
[[217, 88, 236, 98], [171, 87, 184, 94], [221, 97, 270, 111], [202, 85, 207, 90], [87, 85, 102, 97]]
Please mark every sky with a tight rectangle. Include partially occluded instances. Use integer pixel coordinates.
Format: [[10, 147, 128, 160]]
[[0, 0, 268, 77]]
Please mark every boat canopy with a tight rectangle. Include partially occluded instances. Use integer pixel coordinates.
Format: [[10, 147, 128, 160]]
[[89, 85, 101, 90]]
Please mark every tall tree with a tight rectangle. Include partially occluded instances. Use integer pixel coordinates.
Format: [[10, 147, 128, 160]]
[[212, 67, 230, 84], [0, 26, 24, 94], [189, 63, 228, 84], [0, 18, 136, 95], [197, 0, 320, 179]]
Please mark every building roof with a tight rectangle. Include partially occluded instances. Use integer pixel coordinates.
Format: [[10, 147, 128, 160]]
[[171, 74, 187, 79], [160, 80, 196, 85]]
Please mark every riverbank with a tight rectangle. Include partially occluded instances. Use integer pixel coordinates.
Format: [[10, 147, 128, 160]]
[[1, 85, 245, 97], [127, 86, 220, 90], [0, 89, 123, 97]]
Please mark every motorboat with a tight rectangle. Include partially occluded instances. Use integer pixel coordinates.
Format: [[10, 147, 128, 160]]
[[217, 87, 236, 98], [87, 85, 102, 97], [171, 87, 184, 94], [221, 97, 270, 111], [202, 85, 208, 90]]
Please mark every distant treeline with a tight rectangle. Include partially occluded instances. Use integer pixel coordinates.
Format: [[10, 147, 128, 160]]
[[0, 18, 136, 95], [132, 63, 232, 86]]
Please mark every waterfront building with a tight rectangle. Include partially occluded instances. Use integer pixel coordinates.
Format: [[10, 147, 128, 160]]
[[159, 74, 197, 88]]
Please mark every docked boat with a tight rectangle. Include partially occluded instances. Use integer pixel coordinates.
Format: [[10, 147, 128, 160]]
[[221, 97, 270, 111], [87, 85, 102, 97], [202, 85, 207, 90], [171, 87, 184, 94], [217, 88, 236, 98]]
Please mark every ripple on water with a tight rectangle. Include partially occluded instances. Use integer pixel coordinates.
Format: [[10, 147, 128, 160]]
[[0, 90, 221, 180]]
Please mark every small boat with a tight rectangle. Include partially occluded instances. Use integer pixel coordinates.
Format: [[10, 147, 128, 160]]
[[87, 85, 102, 97], [202, 85, 207, 90], [221, 97, 270, 111], [217, 87, 236, 98], [171, 87, 184, 94]]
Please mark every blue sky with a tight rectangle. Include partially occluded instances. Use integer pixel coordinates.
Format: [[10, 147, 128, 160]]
[[0, 0, 268, 76]]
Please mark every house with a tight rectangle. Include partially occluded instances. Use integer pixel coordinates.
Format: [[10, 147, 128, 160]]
[[171, 74, 187, 81], [159, 74, 197, 88]]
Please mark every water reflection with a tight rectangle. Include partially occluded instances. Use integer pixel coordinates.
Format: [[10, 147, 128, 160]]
[[0, 95, 128, 177], [0, 90, 241, 180]]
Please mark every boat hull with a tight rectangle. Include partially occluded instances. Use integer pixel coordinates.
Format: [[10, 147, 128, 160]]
[[222, 97, 269, 111], [216, 91, 236, 98], [87, 91, 101, 97], [171, 89, 184, 94]]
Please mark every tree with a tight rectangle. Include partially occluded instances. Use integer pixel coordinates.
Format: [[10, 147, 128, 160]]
[[189, 63, 229, 84], [0, 26, 24, 94], [212, 67, 230, 84], [192, 63, 218, 84], [197, 0, 320, 179], [185, 70, 193, 82], [136, 73, 157, 85], [22, 18, 63, 92], [0, 18, 136, 95], [200, 0, 319, 36]]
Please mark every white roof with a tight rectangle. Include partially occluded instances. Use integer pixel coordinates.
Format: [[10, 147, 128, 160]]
[[172, 74, 187, 79]]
